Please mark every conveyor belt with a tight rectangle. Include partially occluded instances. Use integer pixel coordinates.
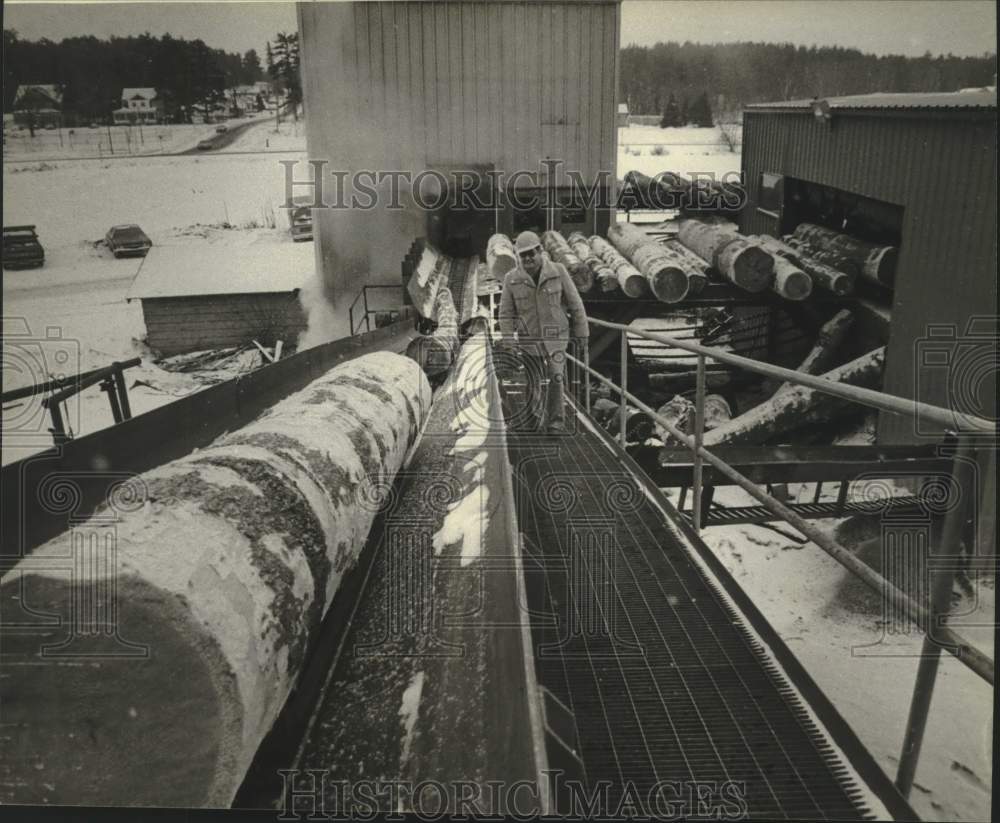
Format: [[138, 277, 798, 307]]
[[505, 393, 914, 819]]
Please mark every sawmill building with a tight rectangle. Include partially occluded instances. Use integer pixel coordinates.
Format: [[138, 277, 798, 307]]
[[739, 90, 997, 444]]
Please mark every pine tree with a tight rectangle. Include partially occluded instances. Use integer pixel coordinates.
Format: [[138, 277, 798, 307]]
[[689, 91, 714, 127], [659, 92, 681, 128]]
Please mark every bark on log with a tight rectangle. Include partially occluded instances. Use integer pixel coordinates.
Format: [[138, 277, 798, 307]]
[[792, 223, 897, 286], [406, 286, 459, 377], [589, 235, 650, 297], [769, 254, 814, 301], [775, 309, 855, 396], [567, 231, 619, 291], [661, 239, 710, 295], [754, 234, 853, 296], [541, 230, 595, 293], [406, 245, 450, 319], [784, 235, 862, 282], [0, 352, 431, 807], [608, 223, 691, 303], [702, 346, 885, 446], [486, 233, 517, 281], [678, 220, 774, 292]]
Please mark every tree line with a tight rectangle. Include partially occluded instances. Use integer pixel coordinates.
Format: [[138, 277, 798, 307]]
[[2, 29, 265, 122], [621, 41, 997, 119]]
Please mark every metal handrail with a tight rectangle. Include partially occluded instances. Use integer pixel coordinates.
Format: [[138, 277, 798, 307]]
[[589, 317, 994, 434], [349, 285, 405, 336], [567, 317, 995, 800]]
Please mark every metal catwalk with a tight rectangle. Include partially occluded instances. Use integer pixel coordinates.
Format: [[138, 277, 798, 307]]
[[506, 393, 915, 819]]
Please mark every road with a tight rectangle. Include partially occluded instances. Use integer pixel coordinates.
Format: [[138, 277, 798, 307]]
[[179, 115, 273, 154]]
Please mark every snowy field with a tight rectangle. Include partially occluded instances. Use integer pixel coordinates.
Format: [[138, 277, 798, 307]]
[[2, 121, 992, 820], [2, 114, 273, 161]]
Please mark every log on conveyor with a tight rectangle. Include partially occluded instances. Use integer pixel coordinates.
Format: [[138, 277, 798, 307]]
[[0, 352, 432, 807], [702, 346, 884, 447], [754, 234, 853, 296], [648, 368, 733, 392], [540, 229, 594, 293], [589, 235, 650, 298], [792, 223, 897, 287], [608, 223, 693, 303], [677, 219, 774, 293], [567, 231, 619, 292], [406, 244, 450, 318], [405, 285, 459, 377], [775, 308, 854, 396], [486, 233, 517, 281]]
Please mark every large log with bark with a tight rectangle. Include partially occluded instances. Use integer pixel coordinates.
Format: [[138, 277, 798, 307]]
[[608, 223, 692, 303], [678, 220, 774, 292], [486, 233, 517, 280], [567, 231, 619, 291], [702, 346, 885, 446], [589, 235, 650, 297], [775, 309, 854, 396], [754, 234, 853, 296], [0, 352, 431, 807], [792, 223, 897, 286], [541, 230, 594, 293]]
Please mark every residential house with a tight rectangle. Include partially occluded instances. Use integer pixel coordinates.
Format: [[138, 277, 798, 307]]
[[13, 84, 63, 128], [616, 102, 630, 127], [113, 88, 163, 125]]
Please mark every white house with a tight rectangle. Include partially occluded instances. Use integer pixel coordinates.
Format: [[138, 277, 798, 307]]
[[113, 88, 163, 125]]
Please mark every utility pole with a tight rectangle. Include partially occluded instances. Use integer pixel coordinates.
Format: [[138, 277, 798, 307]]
[[107, 122, 114, 155]]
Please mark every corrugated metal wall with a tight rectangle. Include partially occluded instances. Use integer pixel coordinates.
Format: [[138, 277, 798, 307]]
[[297, 0, 620, 337], [299, 0, 619, 182], [740, 110, 997, 444]]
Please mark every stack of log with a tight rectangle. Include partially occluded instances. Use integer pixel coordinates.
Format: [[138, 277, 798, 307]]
[[677, 219, 775, 294], [607, 223, 707, 303], [589, 235, 650, 297], [623, 170, 742, 214], [540, 230, 595, 293], [790, 223, 897, 287], [566, 231, 619, 293]]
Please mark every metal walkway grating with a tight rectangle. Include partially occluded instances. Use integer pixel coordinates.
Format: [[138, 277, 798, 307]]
[[507, 411, 879, 818]]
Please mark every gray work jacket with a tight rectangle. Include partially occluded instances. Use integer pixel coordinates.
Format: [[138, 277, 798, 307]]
[[498, 257, 589, 356]]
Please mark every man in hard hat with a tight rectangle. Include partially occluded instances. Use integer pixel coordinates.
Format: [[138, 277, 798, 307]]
[[498, 230, 588, 434]]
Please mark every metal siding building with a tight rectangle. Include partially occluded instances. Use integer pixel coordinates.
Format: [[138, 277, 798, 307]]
[[740, 93, 997, 444], [297, 0, 621, 337]]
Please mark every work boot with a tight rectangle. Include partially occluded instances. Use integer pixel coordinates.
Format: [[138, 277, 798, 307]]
[[547, 420, 569, 435]]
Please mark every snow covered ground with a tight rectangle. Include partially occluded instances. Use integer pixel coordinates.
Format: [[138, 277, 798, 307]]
[[2, 121, 992, 820]]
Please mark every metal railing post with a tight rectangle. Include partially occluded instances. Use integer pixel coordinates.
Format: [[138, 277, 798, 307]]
[[113, 362, 132, 420], [692, 354, 706, 532], [896, 436, 976, 797], [619, 330, 628, 446], [584, 339, 591, 414]]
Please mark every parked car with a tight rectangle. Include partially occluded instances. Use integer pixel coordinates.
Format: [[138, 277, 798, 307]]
[[215, 124, 229, 134], [3, 225, 45, 269], [105, 224, 152, 258], [196, 138, 215, 150], [287, 196, 314, 242]]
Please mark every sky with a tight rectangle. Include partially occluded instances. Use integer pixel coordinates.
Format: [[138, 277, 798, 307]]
[[2, 0, 997, 59]]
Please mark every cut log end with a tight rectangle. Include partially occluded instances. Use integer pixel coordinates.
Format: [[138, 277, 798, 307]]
[[0, 572, 240, 806], [649, 266, 690, 303], [621, 273, 650, 299]]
